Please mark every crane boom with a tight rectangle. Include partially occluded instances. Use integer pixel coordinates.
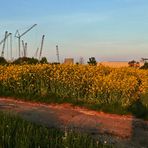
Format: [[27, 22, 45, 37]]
[[15, 24, 37, 58], [39, 35, 45, 60], [20, 24, 37, 37]]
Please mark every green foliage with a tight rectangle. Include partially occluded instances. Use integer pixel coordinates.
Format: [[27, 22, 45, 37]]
[[128, 100, 148, 118], [40, 57, 48, 64], [128, 60, 140, 68], [0, 112, 111, 148], [0, 57, 8, 65], [87, 57, 97, 66], [140, 62, 148, 69], [12, 57, 39, 65], [51, 62, 60, 65]]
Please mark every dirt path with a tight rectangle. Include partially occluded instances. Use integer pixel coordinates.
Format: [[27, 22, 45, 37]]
[[0, 97, 148, 148]]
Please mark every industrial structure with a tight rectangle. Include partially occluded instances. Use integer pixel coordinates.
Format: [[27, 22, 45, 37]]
[[15, 24, 37, 58], [22, 40, 27, 57], [39, 35, 45, 60], [0, 24, 147, 65], [64, 58, 74, 65], [56, 45, 60, 63], [0, 24, 47, 62], [0, 31, 12, 58], [34, 48, 39, 59]]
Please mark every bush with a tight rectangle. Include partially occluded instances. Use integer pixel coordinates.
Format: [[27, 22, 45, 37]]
[[0, 57, 7, 65], [87, 57, 97, 66], [140, 62, 148, 69], [40, 57, 48, 64], [12, 57, 39, 65]]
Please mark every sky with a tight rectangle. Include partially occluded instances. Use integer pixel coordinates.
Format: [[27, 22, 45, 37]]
[[0, 0, 148, 62]]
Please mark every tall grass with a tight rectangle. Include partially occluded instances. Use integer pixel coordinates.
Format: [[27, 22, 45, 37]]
[[0, 112, 112, 148]]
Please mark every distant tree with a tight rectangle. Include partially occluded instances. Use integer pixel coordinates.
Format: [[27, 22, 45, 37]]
[[0, 57, 7, 65], [87, 57, 97, 66], [12, 57, 39, 65], [140, 62, 148, 69], [128, 60, 140, 68], [29, 57, 39, 64], [51, 62, 60, 65], [40, 57, 48, 64]]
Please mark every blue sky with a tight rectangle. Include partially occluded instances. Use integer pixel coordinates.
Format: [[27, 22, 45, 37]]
[[0, 0, 148, 62]]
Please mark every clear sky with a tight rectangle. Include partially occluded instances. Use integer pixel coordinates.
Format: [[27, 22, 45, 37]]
[[0, 0, 148, 62]]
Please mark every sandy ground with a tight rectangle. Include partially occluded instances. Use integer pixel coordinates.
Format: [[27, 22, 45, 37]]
[[0, 97, 148, 148]]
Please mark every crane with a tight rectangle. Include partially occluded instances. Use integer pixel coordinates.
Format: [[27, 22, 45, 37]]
[[34, 47, 39, 59], [22, 40, 25, 57], [15, 24, 37, 58], [22, 40, 27, 57], [56, 45, 60, 63], [0, 31, 12, 57], [39, 35, 45, 60], [24, 43, 27, 57]]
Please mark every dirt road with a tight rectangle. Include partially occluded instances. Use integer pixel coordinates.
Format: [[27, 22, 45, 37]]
[[0, 97, 148, 148]]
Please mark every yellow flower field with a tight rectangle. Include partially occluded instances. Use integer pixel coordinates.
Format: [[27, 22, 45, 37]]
[[0, 64, 148, 107]]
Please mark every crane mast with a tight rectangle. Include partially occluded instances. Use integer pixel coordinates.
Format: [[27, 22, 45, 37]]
[[39, 35, 45, 60], [24, 43, 27, 57], [22, 40, 27, 57], [56, 45, 60, 63], [34, 48, 39, 59], [22, 40, 25, 56], [0, 31, 12, 57]]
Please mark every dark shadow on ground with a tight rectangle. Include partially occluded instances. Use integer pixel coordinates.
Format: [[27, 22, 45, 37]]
[[128, 100, 148, 148]]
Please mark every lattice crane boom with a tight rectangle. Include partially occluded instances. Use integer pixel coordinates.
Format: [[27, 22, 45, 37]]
[[15, 24, 37, 57]]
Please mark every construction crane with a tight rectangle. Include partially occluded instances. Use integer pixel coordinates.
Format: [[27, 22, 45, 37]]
[[15, 24, 37, 58], [39, 35, 45, 60], [56, 45, 60, 63], [22, 40, 27, 57], [34, 47, 39, 59], [22, 40, 25, 57], [10, 33, 13, 61], [24, 43, 27, 57], [0, 31, 12, 57]]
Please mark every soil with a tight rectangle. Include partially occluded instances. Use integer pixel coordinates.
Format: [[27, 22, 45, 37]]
[[0, 97, 148, 148]]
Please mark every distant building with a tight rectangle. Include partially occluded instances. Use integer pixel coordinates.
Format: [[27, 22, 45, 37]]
[[97, 61, 144, 68], [64, 58, 74, 65]]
